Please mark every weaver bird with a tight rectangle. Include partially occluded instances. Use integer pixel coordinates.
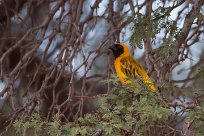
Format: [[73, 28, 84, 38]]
[[109, 42, 156, 92]]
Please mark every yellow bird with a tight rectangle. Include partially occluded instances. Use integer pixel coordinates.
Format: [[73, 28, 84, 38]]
[[109, 42, 156, 92]]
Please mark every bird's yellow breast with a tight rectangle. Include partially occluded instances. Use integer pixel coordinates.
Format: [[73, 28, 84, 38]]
[[109, 42, 156, 92], [114, 56, 156, 92], [114, 57, 129, 84]]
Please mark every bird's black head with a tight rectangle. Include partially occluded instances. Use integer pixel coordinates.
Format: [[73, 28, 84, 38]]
[[109, 43, 124, 58]]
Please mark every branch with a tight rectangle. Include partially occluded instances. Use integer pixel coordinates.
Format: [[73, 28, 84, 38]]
[[176, 0, 204, 47]]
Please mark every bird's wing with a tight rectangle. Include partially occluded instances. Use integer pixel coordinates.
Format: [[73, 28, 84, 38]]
[[120, 56, 153, 85]]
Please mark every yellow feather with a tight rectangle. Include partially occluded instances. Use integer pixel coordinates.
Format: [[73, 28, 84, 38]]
[[112, 43, 156, 92]]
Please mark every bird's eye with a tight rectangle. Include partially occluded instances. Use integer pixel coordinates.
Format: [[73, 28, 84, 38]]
[[114, 43, 118, 47]]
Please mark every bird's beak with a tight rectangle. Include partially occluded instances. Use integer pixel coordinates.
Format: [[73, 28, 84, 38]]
[[108, 44, 117, 51]]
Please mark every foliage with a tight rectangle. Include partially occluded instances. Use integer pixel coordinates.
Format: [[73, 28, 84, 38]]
[[197, 65, 204, 79], [185, 106, 204, 136], [154, 37, 178, 64], [12, 78, 172, 136], [129, 3, 182, 49], [129, 14, 156, 49], [11, 77, 204, 136], [13, 114, 45, 136]]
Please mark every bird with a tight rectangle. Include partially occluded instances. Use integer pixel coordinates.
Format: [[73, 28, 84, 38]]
[[109, 42, 156, 92]]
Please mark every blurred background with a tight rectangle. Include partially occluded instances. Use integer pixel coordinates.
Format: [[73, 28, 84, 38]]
[[0, 0, 204, 135]]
